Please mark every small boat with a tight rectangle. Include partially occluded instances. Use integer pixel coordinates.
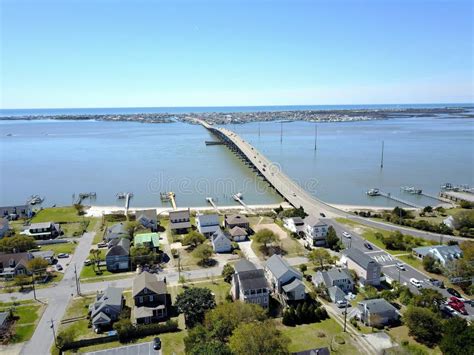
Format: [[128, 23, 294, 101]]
[[28, 195, 44, 205], [401, 186, 422, 194], [366, 188, 380, 196], [441, 183, 453, 190], [116, 192, 126, 199], [232, 192, 243, 201]]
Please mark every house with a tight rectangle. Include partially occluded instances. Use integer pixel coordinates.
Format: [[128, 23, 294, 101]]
[[314, 268, 354, 303], [229, 226, 247, 242], [0, 218, 10, 238], [31, 250, 55, 264], [264, 254, 305, 301], [211, 228, 232, 253], [106, 238, 130, 272], [135, 209, 158, 232], [0, 252, 32, 279], [104, 222, 128, 243], [357, 298, 400, 327], [0, 205, 32, 220], [0, 311, 10, 331], [342, 248, 381, 286], [231, 259, 269, 308], [132, 271, 169, 324], [283, 217, 305, 235], [412, 245, 462, 266], [442, 216, 456, 229], [196, 214, 221, 237], [134, 233, 160, 252], [303, 216, 328, 247], [292, 347, 330, 355], [21, 222, 60, 240], [88, 287, 124, 332], [224, 214, 250, 230], [169, 209, 192, 234]]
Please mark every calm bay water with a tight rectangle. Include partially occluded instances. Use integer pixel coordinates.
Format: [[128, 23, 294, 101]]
[[0, 109, 473, 209]]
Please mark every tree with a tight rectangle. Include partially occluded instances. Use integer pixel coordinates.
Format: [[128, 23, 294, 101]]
[[440, 317, 474, 355], [131, 245, 153, 266], [188, 341, 232, 355], [326, 226, 342, 251], [90, 249, 102, 273], [299, 264, 307, 274], [412, 288, 445, 313], [308, 248, 332, 268], [13, 274, 30, 290], [56, 327, 76, 349], [222, 263, 235, 283], [362, 285, 378, 300], [73, 203, 84, 216], [422, 255, 442, 274], [27, 258, 49, 276], [175, 287, 216, 327], [403, 306, 443, 347], [194, 244, 213, 265], [229, 321, 289, 355], [0, 235, 36, 253], [183, 231, 206, 248], [124, 221, 140, 239], [423, 206, 433, 214], [254, 229, 278, 248]]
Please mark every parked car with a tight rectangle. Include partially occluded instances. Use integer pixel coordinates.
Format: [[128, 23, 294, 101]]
[[364, 242, 373, 250], [448, 297, 468, 315], [342, 232, 352, 239], [97, 242, 107, 248], [396, 263, 406, 271], [441, 304, 460, 318], [84, 259, 91, 266], [57, 253, 69, 258], [336, 300, 347, 308], [447, 288, 462, 298], [429, 278, 444, 288], [320, 213, 326, 217], [153, 337, 162, 350], [410, 278, 422, 288], [56, 264, 63, 271]]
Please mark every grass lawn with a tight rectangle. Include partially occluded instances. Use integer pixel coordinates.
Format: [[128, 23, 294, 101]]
[[40, 242, 77, 255], [388, 325, 442, 355], [59, 295, 101, 342], [32, 207, 85, 223], [80, 249, 115, 279], [169, 279, 230, 304], [0, 301, 45, 343], [276, 318, 361, 354]]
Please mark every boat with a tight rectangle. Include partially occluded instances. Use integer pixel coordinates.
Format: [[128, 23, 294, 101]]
[[232, 192, 243, 201], [401, 186, 422, 194], [28, 195, 44, 205], [366, 188, 380, 196], [441, 183, 453, 190]]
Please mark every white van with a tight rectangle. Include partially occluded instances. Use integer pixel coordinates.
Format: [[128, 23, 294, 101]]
[[410, 278, 422, 288]]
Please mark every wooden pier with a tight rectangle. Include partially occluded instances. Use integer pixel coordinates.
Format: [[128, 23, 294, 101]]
[[125, 193, 132, 213], [206, 197, 221, 213], [379, 191, 422, 208], [161, 192, 177, 209], [232, 193, 253, 212]]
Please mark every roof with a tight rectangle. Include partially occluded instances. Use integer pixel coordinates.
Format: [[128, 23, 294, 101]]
[[92, 311, 111, 325], [132, 271, 167, 297], [97, 287, 124, 307], [303, 216, 327, 227], [229, 226, 247, 237], [196, 214, 220, 227], [31, 250, 55, 259], [29, 222, 52, 229], [225, 214, 249, 225], [238, 269, 268, 291], [134, 304, 165, 319], [0, 312, 8, 325], [135, 209, 157, 222], [328, 286, 346, 302], [211, 228, 230, 242], [282, 279, 304, 293], [106, 238, 130, 257], [106, 223, 127, 236], [359, 298, 398, 314], [413, 245, 462, 259], [343, 248, 380, 270], [169, 220, 192, 230], [288, 217, 304, 225], [134, 233, 160, 248], [265, 254, 302, 280], [325, 268, 353, 283], [292, 347, 330, 355], [0, 252, 32, 267], [169, 209, 190, 221], [234, 259, 257, 273]]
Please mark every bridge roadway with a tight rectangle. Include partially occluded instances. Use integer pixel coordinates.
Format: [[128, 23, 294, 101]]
[[198, 119, 463, 243]]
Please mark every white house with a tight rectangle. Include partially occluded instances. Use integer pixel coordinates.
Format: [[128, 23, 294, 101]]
[[283, 217, 305, 234], [303, 216, 328, 247], [196, 214, 221, 237], [211, 228, 232, 253], [264, 254, 305, 301], [412, 245, 462, 266], [314, 268, 354, 303]]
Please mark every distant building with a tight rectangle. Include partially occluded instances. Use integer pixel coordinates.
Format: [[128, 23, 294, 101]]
[[283, 217, 305, 235], [21, 222, 60, 240], [169, 209, 192, 234], [104, 222, 128, 243], [196, 214, 221, 237], [135, 209, 158, 232], [0, 205, 32, 220], [264, 254, 305, 302], [229, 226, 247, 242], [412, 245, 462, 266], [342, 248, 381, 286], [231, 259, 269, 308], [0, 252, 32, 279], [224, 214, 250, 230], [88, 287, 124, 332], [106, 238, 130, 272], [356, 298, 399, 327], [0, 218, 9, 238], [134, 233, 160, 252], [211, 228, 232, 253], [314, 268, 354, 303], [303, 216, 328, 247], [132, 271, 169, 324]]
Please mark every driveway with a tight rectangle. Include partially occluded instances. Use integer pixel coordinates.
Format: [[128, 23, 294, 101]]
[[84, 341, 160, 355], [238, 241, 261, 266]]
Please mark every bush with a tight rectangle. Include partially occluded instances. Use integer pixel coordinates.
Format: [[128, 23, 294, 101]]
[[114, 319, 178, 343]]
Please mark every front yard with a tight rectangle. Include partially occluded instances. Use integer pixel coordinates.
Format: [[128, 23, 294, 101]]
[[251, 222, 305, 259], [0, 299, 45, 344], [388, 325, 442, 355]]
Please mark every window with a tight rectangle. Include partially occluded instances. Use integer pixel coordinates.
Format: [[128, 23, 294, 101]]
[[139, 296, 143, 303], [149, 295, 153, 302]]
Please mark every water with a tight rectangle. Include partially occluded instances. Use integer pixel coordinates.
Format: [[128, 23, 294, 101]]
[[0, 112, 473, 209]]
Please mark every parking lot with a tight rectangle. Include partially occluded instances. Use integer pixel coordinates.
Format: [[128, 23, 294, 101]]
[[85, 341, 160, 355]]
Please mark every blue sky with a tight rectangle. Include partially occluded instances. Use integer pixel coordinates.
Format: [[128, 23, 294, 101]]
[[1, 0, 472, 108]]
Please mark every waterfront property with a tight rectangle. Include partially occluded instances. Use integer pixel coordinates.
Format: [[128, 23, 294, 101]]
[[21, 222, 61, 240], [341, 248, 381, 286], [135, 209, 158, 232], [169, 209, 192, 234], [132, 271, 169, 324], [224, 214, 250, 231], [88, 287, 124, 332], [196, 213, 221, 237], [283, 217, 305, 235], [356, 298, 400, 327], [303, 216, 328, 247], [104, 222, 128, 243], [264, 254, 305, 302], [314, 268, 354, 303], [0, 252, 32, 279], [412, 244, 462, 266], [211, 227, 232, 253], [134, 233, 160, 252], [0, 205, 32, 220], [229, 226, 247, 242], [105, 238, 130, 272], [231, 259, 269, 308]]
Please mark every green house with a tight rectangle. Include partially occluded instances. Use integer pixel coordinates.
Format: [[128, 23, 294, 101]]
[[134, 233, 160, 251]]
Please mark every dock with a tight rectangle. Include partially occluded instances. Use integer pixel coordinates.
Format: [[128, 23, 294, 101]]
[[232, 193, 253, 212], [161, 192, 177, 209], [125, 193, 132, 213], [206, 197, 221, 213], [379, 191, 422, 209]]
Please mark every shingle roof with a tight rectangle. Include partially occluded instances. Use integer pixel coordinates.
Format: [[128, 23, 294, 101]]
[[132, 271, 167, 297], [169, 209, 190, 221], [229, 226, 247, 237], [265, 254, 302, 280], [92, 311, 111, 325], [328, 286, 346, 302], [197, 214, 220, 227], [234, 259, 257, 273], [32, 250, 55, 259], [238, 269, 268, 291], [0, 252, 32, 267], [225, 214, 249, 225], [106, 238, 130, 257], [325, 268, 353, 283], [359, 298, 397, 314], [282, 279, 304, 293], [29, 222, 52, 229], [343, 248, 380, 270], [134, 233, 160, 248], [135, 209, 157, 222], [413, 245, 462, 259], [106, 223, 127, 236], [303, 216, 327, 227]]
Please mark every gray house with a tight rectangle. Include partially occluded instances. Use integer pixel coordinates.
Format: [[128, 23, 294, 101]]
[[0, 218, 9, 238], [104, 222, 128, 243], [342, 248, 381, 286], [133, 271, 169, 324], [0, 252, 32, 279], [211, 228, 232, 253], [264, 254, 305, 302], [106, 238, 130, 272], [135, 209, 158, 232], [196, 214, 221, 237], [169, 209, 192, 234], [0, 205, 32, 220], [314, 268, 354, 303], [224, 214, 250, 230], [88, 287, 124, 332], [357, 298, 400, 327], [231, 259, 269, 308]]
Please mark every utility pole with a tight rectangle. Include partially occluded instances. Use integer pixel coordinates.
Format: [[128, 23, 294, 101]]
[[314, 122, 317, 150], [343, 298, 349, 332], [32, 275, 36, 300], [74, 264, 81, 295], [50, 319, 58, 348], [380, 140, 384, 168]]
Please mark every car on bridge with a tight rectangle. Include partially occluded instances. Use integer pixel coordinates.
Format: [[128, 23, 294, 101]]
[[342, 232, 351, 239], [364, 242, 373, 250]]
